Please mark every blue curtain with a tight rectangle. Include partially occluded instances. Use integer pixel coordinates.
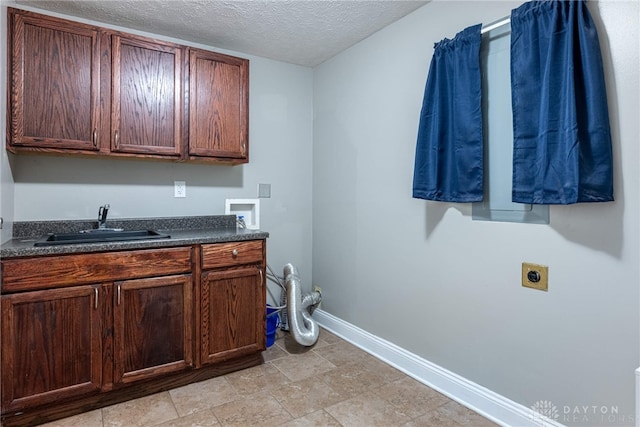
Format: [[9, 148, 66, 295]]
[[510, 0, 613, 204], [413, 24, 484, 202]]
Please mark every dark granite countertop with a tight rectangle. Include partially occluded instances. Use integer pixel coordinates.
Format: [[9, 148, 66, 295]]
[[1, 215, 269, 259]]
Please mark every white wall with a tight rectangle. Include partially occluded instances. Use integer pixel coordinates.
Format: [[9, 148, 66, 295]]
[[313, 1, 639, 424], [0, 2, 315, 297], [1, 1, 14, 243], [3, 0, 639, 423]]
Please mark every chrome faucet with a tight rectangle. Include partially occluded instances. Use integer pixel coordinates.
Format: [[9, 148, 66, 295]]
[[98, 204, 110, 229], [80, 204, 122, 233]]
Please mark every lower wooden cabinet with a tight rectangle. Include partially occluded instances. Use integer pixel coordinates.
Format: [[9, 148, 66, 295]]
[[1, 284, 103, 412], [0, 240, 266, 426], [199, 241, 266, 365], [201, 267, 264, 364], [113, 274, 193, 384]]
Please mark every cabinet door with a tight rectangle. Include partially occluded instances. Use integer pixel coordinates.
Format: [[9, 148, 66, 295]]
[[111, 34, 182, 157], [113, 274, 192, 384], [8, 9, 100, 151], [200, 267, 265, 365], [189, 49, 248, 161], [1, 285, 102, 412]]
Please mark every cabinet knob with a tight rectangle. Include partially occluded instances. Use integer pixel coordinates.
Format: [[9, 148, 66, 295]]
[[232, 249, 238, 256]]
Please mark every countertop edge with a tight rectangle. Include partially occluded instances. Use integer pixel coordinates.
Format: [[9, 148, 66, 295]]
[[1, 230, 269, 259], [1, 216, 269, 259]]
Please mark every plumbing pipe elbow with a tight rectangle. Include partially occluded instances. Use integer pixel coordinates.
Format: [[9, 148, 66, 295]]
[[284, 263, 321, 347]]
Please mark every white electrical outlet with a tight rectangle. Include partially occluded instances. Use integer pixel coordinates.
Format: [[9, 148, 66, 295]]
[[174, 181, 186, 198]]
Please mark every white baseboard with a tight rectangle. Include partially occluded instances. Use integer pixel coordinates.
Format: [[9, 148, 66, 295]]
[[314, 309, 564, 427]]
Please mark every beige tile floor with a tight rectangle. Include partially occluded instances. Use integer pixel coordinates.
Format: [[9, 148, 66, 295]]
[[40, 328, 499, 427]]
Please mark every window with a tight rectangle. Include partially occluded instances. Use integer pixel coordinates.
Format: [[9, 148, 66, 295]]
[[471, 24, 549, 224]]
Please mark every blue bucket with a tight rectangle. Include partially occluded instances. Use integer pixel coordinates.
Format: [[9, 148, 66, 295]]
[[266, 305, 280, 347]]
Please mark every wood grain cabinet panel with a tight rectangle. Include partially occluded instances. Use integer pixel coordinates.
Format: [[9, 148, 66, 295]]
[[201, 241, 263, 270], [199, 240, 265, 365], [1, 285, 102, 412], [188, 49, 249, 162], [1, 247, 192, 293], [113, 274, 193, 384], [200, 267, 264, 364], [7, 9, 101, 151], [111, 35, 182, 156], [7, 8, 249, 164]]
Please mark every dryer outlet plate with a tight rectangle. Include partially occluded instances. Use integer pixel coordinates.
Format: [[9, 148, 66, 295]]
[[522, 262, 548, 291]]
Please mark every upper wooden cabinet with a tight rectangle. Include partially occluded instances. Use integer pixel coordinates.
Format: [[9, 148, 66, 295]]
[[6, 8, 249, 164], [112, 35, 182, 157], [7, 9, 101, 151], [189, 49, 249, 161]]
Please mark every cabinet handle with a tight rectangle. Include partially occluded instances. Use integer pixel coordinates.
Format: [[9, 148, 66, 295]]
[[114, 130, 119, 148], [232, 249, 238, 256], [117, 284, 121, 306], [259, 268, 263, 284], [94, 288, 99, 309], [92, 128, 98, 147]]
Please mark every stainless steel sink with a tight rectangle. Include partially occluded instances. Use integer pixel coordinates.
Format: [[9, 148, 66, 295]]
[[34, 230, 171, 247]]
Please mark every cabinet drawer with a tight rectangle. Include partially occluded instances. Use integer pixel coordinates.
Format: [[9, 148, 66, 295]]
[[201, 241, 263, 270], [2, 247, 192, 292]]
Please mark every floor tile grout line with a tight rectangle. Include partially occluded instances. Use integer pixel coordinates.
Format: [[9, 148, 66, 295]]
[[165, 389, 182, 426], [265, 387, 300, 423], [36, 328, 496, 427]]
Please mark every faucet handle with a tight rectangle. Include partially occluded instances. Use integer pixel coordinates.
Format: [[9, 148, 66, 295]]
[[98, 204, 109, 217], [98, 204, 110, 226]]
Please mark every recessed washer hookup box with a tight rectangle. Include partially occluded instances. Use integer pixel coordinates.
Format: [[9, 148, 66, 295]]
[[225, 199, 260, 230]]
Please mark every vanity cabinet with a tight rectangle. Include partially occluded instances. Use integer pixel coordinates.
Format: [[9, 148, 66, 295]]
[[0, 247, 193, 414], [7, 7, 249, 164], [7, 9, 101, 151], [0, 240, 266, 426]]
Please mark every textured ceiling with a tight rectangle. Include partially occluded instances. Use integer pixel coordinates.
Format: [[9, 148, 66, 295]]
[[16, 0, 429, 67]]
